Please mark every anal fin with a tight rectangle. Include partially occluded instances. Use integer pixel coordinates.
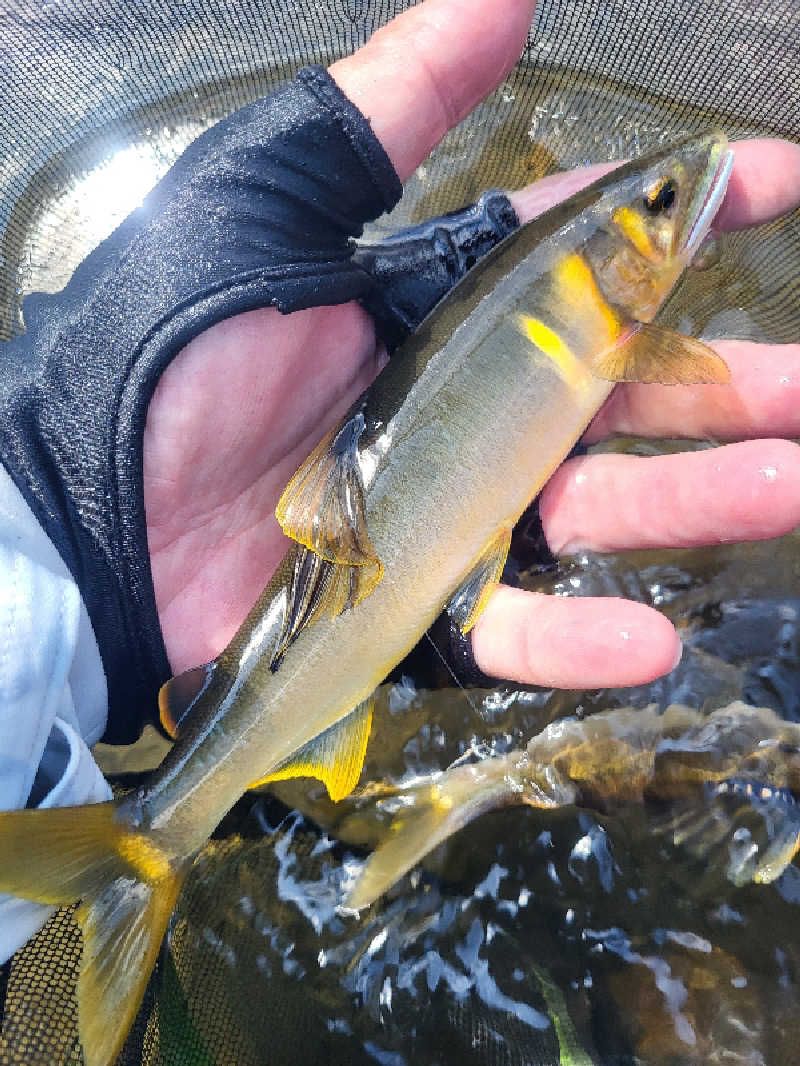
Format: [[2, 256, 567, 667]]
[[591, 323, 730, 385], [248, 696, 374, 802], [448, 525, 512, 635]]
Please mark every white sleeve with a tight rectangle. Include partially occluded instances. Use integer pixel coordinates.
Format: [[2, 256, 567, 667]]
[[0, 463, 111, 963]]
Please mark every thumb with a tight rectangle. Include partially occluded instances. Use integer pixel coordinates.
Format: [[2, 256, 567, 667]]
[[330, 0, 537, 182]]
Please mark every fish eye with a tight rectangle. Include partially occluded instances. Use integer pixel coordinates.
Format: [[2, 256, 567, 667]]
[[644, 178, 676, 213]]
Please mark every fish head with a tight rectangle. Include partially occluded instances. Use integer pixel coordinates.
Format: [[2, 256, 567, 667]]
[[591, 132, 734, 321]]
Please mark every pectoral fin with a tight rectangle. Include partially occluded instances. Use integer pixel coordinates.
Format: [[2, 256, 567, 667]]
[[276, 410, 383, 592], [248, 696, 374, 802], [591, 323, 730, 385], [158, 663, 217, 739], [448, 525, 512, 635]]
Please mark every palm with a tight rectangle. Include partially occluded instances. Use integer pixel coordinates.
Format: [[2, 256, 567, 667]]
[[143, 0, 800, 687], [144, 301, 381, 670]]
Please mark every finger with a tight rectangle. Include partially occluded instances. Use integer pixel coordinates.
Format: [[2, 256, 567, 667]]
[[329, 0, 536, 181], [585, 341, 800, 444], [472, 585, 681, 688], [713, 138, 800, 232], [508, 138, 800, 231], [508, 160, 616, 222], [540, 439, 800, 556]]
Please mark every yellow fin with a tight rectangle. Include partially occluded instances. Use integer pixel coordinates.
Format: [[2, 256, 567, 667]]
[[249, 696, 374, 802], [754, 821, 800, 884], [0, 802, 126, 905], [591, 323, 731, 385], [158, 663, 215, 739], [448, 525, 512, 635], [322, 556, 382, 614], [276, 410, 383, 580], [0, 801, 187, 1066], [77, 870, 183, 1066]]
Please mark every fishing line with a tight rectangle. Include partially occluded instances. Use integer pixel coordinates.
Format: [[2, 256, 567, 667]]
[[424, 632, 502, 768], [424, 629, 481, 718], [424, 630, 497, 768]]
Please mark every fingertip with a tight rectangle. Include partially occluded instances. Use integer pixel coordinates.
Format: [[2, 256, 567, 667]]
[[538, 454, 594, 556], [731, 438, 800, 540], [507, 161, 619, 223], [330, 0, 537, 181], [539, 440, 800, 558], [472, 586, 681, 689], [715, 138, 800, 232], [659, 609, 684, 674]]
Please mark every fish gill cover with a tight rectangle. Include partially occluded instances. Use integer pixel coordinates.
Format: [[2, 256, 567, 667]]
[[0, 1, 799, 1064]]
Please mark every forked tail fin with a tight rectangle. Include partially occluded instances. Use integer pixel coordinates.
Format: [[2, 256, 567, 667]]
[[0, 801, 188, 1066]]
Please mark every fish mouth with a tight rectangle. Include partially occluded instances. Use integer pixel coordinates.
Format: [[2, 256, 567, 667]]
[[683, 144, 735, 258]]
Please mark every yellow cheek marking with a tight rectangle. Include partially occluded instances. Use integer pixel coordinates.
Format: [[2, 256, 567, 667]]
[[612, 206, 656, 262], [555, 254, 622, 343], [516, 313, 592, 395]]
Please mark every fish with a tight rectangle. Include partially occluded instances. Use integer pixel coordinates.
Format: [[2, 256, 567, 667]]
[[346, 702, 800, 910], [0, 132, 733, 1066]]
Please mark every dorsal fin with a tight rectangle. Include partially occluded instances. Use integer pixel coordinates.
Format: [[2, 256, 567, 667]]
[[158, 663, 216, 740], [275, 409, 384, 586]]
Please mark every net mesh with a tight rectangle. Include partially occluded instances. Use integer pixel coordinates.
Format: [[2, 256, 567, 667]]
[[1, 1, 799, 1063]]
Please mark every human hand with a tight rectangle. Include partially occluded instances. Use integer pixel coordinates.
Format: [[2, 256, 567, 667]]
[[144, 0, 800, 690]]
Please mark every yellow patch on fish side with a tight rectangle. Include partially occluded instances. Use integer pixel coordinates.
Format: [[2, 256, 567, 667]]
[[515, 313, 592, 395], [554, 253, 621, 343], [612, 205, 656, 261], [432, 784, 454, 813]]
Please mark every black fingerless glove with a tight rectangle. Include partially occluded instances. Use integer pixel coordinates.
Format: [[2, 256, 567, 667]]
[[0, 65, 519, 741], [354, 190, 519, 352]]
